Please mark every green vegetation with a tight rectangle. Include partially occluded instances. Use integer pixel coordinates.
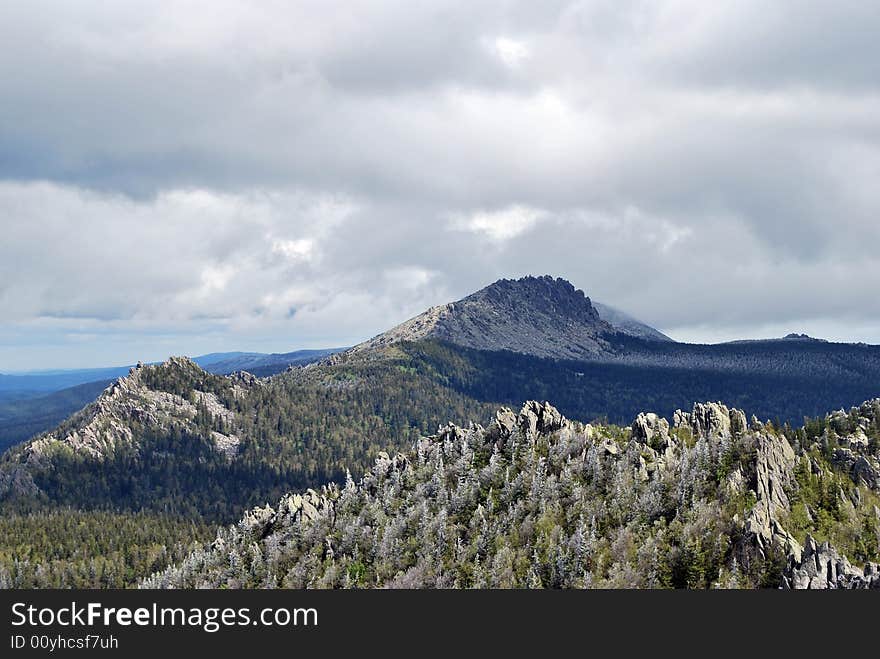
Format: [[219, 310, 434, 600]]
[[2, 342, 879, 589], [1, 355, 496, 523], [783, 449, 880, 566], [145, 404, 789, 589], [0, 509, 215, 588], [400, 340, 880, 425]]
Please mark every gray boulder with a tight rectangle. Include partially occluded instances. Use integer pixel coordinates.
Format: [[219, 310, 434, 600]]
[[784, 535, 880, 589], [517, 401, 566, 437], [487, 408, 518, 441], [674, 402, 747, 440], [631, 412, 671, 451]]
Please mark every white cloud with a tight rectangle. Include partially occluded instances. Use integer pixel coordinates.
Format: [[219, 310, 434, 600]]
[[487, 36, 530, 67], [197, 264, 237, 294], [271, 238, 315, 261], [0, 182, 344, 325], [449, 205, 547, 242]]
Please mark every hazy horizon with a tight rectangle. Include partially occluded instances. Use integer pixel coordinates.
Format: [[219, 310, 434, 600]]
[[4, 284, 879, 373]]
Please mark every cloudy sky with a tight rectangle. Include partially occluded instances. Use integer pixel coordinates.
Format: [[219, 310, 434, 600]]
[[2, 1, 879, 369]]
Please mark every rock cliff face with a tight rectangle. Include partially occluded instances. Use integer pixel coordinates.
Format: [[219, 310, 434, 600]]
[[347, 275, 618, 361], [744, 432, 801, 560], [671, 402, 801, 559]]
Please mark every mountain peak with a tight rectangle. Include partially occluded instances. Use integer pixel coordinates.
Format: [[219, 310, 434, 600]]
[[461, 275, 601, 322], [350, 275, 616, 360]]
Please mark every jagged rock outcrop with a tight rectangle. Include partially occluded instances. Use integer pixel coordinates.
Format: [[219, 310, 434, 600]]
[[754, 432, 795, 506], [482, 402, 570, 447], [631, 412, 671, 450], [833, 449, 880, 490], [675, 402, 747, 440], [238, 487, 335, 536], [281, 488, 334, 524], [671, 402, 801, 558], [517, 400, 566, 437], [670, 402, 805, 559], [630, 412, 676, 479], [783, 535, 880, 589], [744, 431, 801, 559], [346, 275, 618, 361], [229, 370, 262, 395], [26, 357, 243, 460], [487, 408, 518, 441], [821, 400, 880, 491]]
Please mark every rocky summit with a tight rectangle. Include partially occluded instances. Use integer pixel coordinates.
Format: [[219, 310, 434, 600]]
[[347, 275, 618, 361]]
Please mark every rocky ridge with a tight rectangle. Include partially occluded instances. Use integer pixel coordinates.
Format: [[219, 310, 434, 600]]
[[145, 398, 880, 589], [0, 357, 258, 497]]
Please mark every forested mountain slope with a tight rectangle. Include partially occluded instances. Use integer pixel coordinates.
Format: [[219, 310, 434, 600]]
[[303, 333, 880, 428], [145, 399, 880, 589], [0, 510, 214, 588], [0, 354, 497, 521], [602, 333, 880, 378], [3, 334, 880, 522]]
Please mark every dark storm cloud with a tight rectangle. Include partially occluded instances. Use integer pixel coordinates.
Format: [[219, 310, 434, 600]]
[[1, 1, 879, 368]]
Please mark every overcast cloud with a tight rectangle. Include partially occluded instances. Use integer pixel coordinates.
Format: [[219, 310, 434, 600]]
[[2, 1, 879, 369]]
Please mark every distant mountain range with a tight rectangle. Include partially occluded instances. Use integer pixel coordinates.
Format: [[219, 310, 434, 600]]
[[4, 274, 880, 464], [194, 347, 347, 376], [0, 279, 673, 451], [0, 347, 347, 393], [4, 273, 879, 486]]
